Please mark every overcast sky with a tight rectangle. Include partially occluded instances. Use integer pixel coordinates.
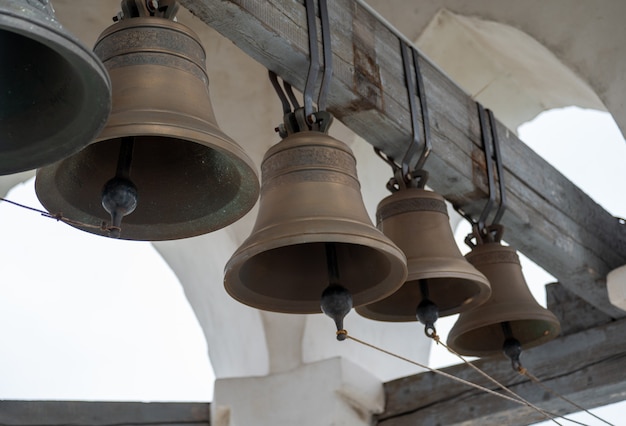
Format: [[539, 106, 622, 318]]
[[0, 183, 214, 402]]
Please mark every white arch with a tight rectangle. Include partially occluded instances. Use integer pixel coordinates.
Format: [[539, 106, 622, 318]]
[[416, 8, 605, 131]]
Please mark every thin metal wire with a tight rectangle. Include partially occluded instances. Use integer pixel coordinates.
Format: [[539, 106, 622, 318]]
[[430, 333, 615, 426], [344, 334, 527, 405], [303, 0, 320, 119], [0, 197, 110, 231], [519, 367, 616, 426], [428, 333, 571, 426], [340, 331, 566, 425]]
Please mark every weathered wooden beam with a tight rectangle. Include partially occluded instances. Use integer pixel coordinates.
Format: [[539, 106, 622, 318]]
[[179, 0, 626, 317], [0, 401, 210, 426], [379, 316, 626, 425], [546, 282, 613, 336]]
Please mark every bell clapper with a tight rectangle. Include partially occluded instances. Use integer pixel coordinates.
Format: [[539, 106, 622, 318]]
[[416, 279, 440, 338], [101, 137, 138, 238], [320, 243, 353, 341], [501, 321, 523, 371]]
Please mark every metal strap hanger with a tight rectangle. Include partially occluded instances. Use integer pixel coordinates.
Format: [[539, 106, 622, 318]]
[[269, 0, 333, 136], [375, 40, 431, 191], [463, 103, 508, 247]]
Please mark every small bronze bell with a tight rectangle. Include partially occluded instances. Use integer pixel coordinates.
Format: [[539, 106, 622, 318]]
[[224, 130, 408, 314], [0, 0, 111, 174], [447, 241, 560, 357], [35, 1, 259, 240], [357, 188, 491, 322]]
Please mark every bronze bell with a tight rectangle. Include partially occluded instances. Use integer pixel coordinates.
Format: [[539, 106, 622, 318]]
[[35, 5, 259, 240], [0, 0, 111, 175], [224, 130, 408, 314], [357, 188, 491, 321], [447, 242, 560, 357]]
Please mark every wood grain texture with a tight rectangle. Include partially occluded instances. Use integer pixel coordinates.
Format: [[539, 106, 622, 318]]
[[0, 401, 210, 425], [380, 317, 626, 425], [179, 0, 626, 317], [546, 282, 613, 335]]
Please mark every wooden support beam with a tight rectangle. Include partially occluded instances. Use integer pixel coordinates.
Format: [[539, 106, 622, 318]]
[[379, 317, 626, 425], [0, 401, 210, 426], [179, 0, 626, 317], [546, 282, 613, 336]]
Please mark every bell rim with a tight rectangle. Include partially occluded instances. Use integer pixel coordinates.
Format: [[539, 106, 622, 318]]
[[35, 168, 259, 241], [356, 273, 492, 322], [224, 224, 408, 314], [0, 10, 111, 174], [34, 122, 260, 241], [405, 258, 491, 297], [447, 313, 561, 357]]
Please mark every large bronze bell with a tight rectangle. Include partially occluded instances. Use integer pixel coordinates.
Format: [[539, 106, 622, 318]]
[[224, 131, 408, 314], [447, 242, 560, 357], [357, 188, 491, 321], [35, 5, 259, 240], [0, 0, 111, 175]]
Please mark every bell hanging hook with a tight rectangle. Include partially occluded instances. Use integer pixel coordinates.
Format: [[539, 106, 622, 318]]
[[269, 0, 333, 135], [269, 71, 296, 138], [400, 42, 431, 185], [375, 41, 431, 192], [303, 0, 333, 131], [462, 103, 508, 248], [116, 0, 179, 21], [302, 0, 320, 124]]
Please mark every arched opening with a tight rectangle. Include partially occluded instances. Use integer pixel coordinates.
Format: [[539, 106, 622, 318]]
[[518, 106, 626, 216], [416, 9, 606, 131]]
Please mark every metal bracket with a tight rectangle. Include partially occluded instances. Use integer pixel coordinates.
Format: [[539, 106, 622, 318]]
[[269, 0, 333, 135], [117, 0, 179, 21], [375, 41, 431, 192], [463, 104, 508, 247]]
